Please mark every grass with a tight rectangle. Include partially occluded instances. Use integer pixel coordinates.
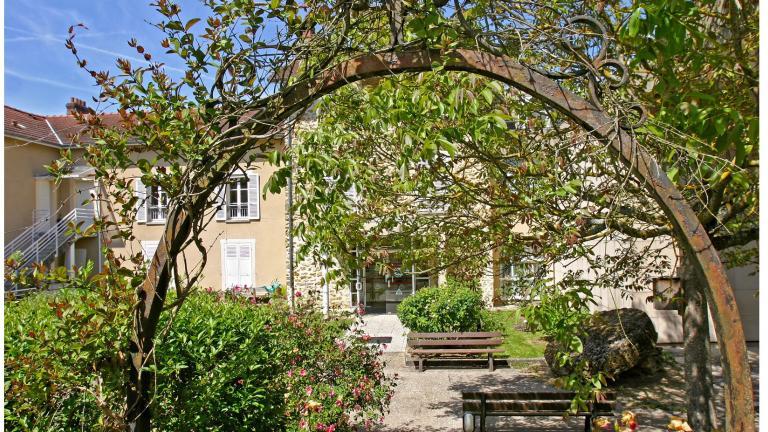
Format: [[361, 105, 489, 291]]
[[484, 309, 547, 358]]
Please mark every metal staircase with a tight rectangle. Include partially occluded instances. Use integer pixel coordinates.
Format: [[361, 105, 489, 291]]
[[5, 207, 95, 295]]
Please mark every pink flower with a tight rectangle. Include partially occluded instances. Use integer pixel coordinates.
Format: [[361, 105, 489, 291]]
[[299, 419, 307, 429], [335, 398, 344, 407], [327, 424, 337, 432], [306, 385, 313, 396], [295, 291, 303, 298], [287, 370, 294, 378], [361, 334, 371, 342], [300, 369, 307, 377]]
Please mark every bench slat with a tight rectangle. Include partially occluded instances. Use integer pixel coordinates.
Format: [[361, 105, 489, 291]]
[[462, 391, 616, 401], [410, 338, 503, 347], [408, 331, 502, 339], [463, 401, 615, 414], [412, 348, 505, 355]]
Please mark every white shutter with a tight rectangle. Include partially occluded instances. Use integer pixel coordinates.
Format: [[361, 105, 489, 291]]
[[141, 241, 159, 263], [247, 172, 260, 220], [215, 185, 226, 221], [223, 243, 238, 289], [135, 178, 147, 223], [221, 240, 254, 289], [238, 244, 253, 287]]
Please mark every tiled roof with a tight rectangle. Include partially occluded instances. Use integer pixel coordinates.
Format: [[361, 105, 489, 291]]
[[4, 105, 121, 148]]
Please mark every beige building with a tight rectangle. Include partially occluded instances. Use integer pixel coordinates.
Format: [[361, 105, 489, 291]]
[[4, 102, 102, 291], [4, 102, 759, 343]]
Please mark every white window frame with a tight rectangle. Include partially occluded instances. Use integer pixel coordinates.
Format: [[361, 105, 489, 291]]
[[220, 239, 256, 290], [227, 177, 249, 220], [147, 186, 168, 223]]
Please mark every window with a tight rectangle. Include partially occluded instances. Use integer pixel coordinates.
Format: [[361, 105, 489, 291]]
[[141, 241, 159, 263], [228, 178, 249, 219], [221, 239, 255, 289], [499, 259, 542, 302], [216, 172, 260, 221], [147, 186, 168, 222]]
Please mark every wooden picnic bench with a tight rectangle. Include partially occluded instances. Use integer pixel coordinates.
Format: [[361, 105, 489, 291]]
[[461, 391, 616, 432], [407, 331, 504, 372]]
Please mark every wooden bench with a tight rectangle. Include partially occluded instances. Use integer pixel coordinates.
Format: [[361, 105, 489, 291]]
[[461, 391, 616, 432], [407, 332, 504, 372]]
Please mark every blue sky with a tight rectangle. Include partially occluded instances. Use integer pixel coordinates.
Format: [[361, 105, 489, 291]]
[[5, 1, 208, 115]]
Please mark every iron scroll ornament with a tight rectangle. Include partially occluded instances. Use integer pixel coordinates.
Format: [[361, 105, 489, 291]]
[[528, 15, 648, 130]]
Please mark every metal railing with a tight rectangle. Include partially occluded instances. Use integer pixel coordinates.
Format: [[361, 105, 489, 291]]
[[4, 214, 53, 259], [148, 206, 168, 222], [228, 204, 248, 219], [5, 207, 95, 269]]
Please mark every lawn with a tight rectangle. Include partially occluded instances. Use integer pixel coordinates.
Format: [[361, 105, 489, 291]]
[[485, 309, 547, 358]]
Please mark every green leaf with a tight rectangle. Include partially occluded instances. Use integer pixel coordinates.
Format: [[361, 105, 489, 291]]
[[480, 88, 494, 105], [628, 8, 643, 37], [666, 166, 680, 182], [184, 18, 201, 32]]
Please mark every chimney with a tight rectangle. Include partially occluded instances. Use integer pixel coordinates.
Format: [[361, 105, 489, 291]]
[[65, 97, 91, 115]]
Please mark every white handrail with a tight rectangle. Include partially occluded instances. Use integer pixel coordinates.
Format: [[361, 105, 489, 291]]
[[4, 215, 52, 257], [8, 208, 95, 268]]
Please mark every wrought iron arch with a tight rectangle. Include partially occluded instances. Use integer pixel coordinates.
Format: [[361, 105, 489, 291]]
[[139, 49, 755, 431]]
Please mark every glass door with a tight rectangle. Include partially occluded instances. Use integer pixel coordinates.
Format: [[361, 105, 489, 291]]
[[363, 259, 423, 313]]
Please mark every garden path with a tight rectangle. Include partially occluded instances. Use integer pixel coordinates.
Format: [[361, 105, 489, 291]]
[[356, 313, 409, 353], [374, 344, 759, 431]]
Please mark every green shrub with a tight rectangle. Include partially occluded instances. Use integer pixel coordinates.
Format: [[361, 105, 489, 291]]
[[396, 281, 486, 332], [5, 280, 133, 431], [5, 288, 394, 432]]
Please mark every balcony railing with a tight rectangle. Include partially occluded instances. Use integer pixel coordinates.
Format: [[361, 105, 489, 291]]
[[149, 206, 168, 221], [228, 205, 248, 219]]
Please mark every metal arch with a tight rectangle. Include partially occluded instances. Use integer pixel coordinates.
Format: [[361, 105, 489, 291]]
[[277, 49, 755, 431], [140, 49, 754, 431]]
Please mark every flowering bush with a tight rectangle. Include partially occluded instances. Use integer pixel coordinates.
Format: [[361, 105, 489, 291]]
[[5, 285, 394, 431], [155, 290, 395, 431], [275, 299, 395, 431]]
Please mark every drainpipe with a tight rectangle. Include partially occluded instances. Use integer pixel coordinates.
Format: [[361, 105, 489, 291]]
[[286, 127, 296, 312]]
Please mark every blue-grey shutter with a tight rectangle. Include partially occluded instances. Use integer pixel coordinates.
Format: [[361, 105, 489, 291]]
[[135, 178, 147, 223], [247, 172, 260, 220], [215, 185, 226, 221]]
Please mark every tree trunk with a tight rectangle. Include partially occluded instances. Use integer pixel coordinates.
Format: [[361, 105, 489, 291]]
[[681, 256, 719, 430], [124, 206, 193, 431], [126, 340, 152, 431]]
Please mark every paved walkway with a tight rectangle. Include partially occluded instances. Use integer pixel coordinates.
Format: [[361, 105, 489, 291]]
[[356, 313, 408, 353], [352, 314, 759, 431], [373, 344, 759, 431]]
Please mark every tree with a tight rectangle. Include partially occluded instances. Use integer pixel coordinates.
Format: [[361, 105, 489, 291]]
[[275, 0, 761, 422], [50, 0, 754, 429], [616, 2, 758, 428]]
